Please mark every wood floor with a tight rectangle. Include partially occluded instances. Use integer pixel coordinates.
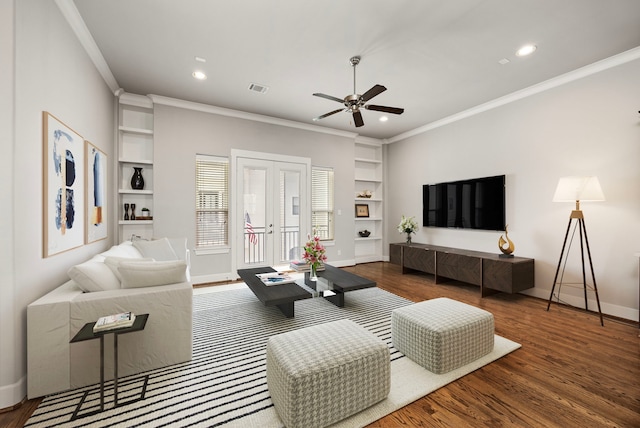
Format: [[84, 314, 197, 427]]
[[3, 262, 639, 427]]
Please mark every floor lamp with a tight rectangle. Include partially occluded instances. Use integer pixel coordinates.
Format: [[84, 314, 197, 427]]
[[547, 176, 604, 326]]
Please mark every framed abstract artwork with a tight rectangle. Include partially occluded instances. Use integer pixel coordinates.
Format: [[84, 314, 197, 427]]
[[43, 112, 85, 257], [85, 141, 108, 243], [355, 204, 370, 218]]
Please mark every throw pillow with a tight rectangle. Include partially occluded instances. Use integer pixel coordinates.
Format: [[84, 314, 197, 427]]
[[68, 261, 120, 292], [119, 260, 188, 289], [132, 237, 178, 261], [104, 256, 154, 281]]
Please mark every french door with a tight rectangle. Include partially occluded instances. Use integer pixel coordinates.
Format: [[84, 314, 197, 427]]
[[235, 153, 309, 269]]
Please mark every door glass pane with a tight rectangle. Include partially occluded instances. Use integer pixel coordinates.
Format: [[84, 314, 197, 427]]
[[243, 167, 266, 264], [280, 169, 301, 262]]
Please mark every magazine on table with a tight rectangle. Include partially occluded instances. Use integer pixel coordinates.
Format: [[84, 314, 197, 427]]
[[93, 311, 136, 333], [289, 261, 325, 272], [256, 272, 297, 286]]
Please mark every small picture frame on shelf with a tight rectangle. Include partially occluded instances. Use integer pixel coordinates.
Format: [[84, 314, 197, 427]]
[[355, 204, 369, 218]]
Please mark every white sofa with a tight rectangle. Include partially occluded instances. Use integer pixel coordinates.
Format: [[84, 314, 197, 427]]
[[27, 238, 193, 399]]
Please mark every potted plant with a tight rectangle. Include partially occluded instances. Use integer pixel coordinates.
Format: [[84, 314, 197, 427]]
[[141, 207, 150, 218], [398, 215, 418, 244]]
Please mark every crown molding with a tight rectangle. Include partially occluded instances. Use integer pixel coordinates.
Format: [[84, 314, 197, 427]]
[[388, 46, 640, 143], [55, 0, 119, 94], [148, 94, 361, 139]]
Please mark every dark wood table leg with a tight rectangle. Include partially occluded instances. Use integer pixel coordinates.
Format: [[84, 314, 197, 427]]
[[276, 302, 295, 318], [114, 333, 119, 407], [323, 291, 345, 307]]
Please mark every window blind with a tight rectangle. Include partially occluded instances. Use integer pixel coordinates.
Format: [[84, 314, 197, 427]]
[[195, 154, 229, 248], [311, 167, 334, 240]]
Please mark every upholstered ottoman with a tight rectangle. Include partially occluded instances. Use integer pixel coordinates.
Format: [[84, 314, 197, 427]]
[[266, 319, 390, 428], [391, 297, 494, 374]]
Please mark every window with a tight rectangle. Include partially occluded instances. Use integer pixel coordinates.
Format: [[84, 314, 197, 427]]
[[311, 167, 334, 241], [195, 155, 229, 248]]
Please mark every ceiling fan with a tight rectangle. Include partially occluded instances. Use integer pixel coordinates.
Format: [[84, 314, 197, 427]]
[[313, 56, 404, 128]]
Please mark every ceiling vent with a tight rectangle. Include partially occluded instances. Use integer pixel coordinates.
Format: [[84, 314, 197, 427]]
[[248, 83, 269, 94]]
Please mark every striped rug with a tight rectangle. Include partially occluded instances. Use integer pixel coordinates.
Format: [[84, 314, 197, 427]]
[[25, 286, 520, 427]]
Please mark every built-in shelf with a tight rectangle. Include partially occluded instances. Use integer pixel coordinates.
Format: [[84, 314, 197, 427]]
[[119, 220, 153, 225], [119, 158, 153, 165], [117, 93, 155, 242], [119, 126, 153, 135], [354, 141, 384, 264], [354, 157, 382, 164], [119, 189, 153, 195], [355, 177, 382, 183]]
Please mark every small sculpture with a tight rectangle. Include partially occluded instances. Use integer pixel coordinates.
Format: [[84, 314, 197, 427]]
[[498, 225, 515, 257]]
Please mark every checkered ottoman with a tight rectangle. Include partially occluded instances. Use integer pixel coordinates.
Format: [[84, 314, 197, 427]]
[[391, 297, 494, 374], [266, 319, 390, 428]]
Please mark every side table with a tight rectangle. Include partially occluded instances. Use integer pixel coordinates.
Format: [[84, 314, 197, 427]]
[[69, 313, 149, 420]]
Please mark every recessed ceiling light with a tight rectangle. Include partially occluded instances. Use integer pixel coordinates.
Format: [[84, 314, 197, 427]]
[[379, 116, 389, 122], [516, 44, 537, 57], [192, 70, 207, 80], [195, 56, 207, 63]]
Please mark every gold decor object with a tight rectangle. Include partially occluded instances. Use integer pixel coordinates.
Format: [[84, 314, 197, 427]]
[[357, 190, 372, 198], [498, 225, 515, 257]]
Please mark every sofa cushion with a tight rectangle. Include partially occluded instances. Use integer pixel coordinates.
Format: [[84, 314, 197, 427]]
[[67, 261, 120, 292], [119, 260, 188, 288], [167, 237, 188, 261], [93, 241, 144, 262], [104, 256, 154, 281], [133, 238, 178, 261]]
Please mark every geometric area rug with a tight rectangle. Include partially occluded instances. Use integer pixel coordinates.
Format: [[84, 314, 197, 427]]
[[25, 285, 520, 428]]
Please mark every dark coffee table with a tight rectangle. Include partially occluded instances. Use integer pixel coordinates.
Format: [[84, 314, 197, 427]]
[[304, 264, 377, 307], [238, 265, 376, 317], [237, 267, 312, 318]]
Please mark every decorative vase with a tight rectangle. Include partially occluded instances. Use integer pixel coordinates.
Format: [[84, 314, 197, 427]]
[[123, 203, 130, 220], [131, 167, 144, 190], [406, 232, 412, 244], [310, 263, 318, 281]]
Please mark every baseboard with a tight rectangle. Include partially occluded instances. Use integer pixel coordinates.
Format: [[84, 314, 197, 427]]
[[522, 287, 639, 324], [0, 375, 26, 411]]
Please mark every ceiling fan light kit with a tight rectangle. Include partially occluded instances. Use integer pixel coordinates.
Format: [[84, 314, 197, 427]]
[[313, 55, 404, 128]]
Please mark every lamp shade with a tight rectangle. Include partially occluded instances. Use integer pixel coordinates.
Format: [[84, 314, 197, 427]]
[[552, 176, 605, 202]]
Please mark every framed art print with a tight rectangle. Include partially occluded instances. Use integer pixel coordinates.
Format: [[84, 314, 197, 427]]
[[85, 141, 107, 243], [355, 204, 370, 218], [43, 112, 85, 257]]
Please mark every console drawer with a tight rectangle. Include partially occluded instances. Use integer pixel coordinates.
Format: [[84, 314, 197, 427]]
[[436, 252, 482, 286], [403, 246, 435, 274]]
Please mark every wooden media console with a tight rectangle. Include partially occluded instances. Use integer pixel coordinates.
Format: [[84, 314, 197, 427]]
[[390, 243, 534, 297]]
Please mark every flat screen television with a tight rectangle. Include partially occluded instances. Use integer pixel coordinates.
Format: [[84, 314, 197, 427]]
[[422, 175, 506, 231]]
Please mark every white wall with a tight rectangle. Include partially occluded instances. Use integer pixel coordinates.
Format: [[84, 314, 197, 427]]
[[1, 0, 115, 408], [386, 57, 640, 321], [153, 103, 358, 281]]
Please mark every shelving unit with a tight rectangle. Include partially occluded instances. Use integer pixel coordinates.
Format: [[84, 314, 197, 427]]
[[117, 93, 154, 242], [354, 141, 384, 263]]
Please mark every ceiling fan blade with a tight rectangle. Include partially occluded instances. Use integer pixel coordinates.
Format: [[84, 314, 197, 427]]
[[365, 104, 405, 115], [353, 110, 364, 127], [313, 108, 344, 121], [313, 93, 344, 104], [361, 84, 387, 102]]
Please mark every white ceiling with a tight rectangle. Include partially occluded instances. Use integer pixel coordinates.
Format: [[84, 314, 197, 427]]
[[72, 0, 640, 140]]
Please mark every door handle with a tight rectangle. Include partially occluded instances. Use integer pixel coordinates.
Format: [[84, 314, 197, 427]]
[[268, 224, 273, 234]]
